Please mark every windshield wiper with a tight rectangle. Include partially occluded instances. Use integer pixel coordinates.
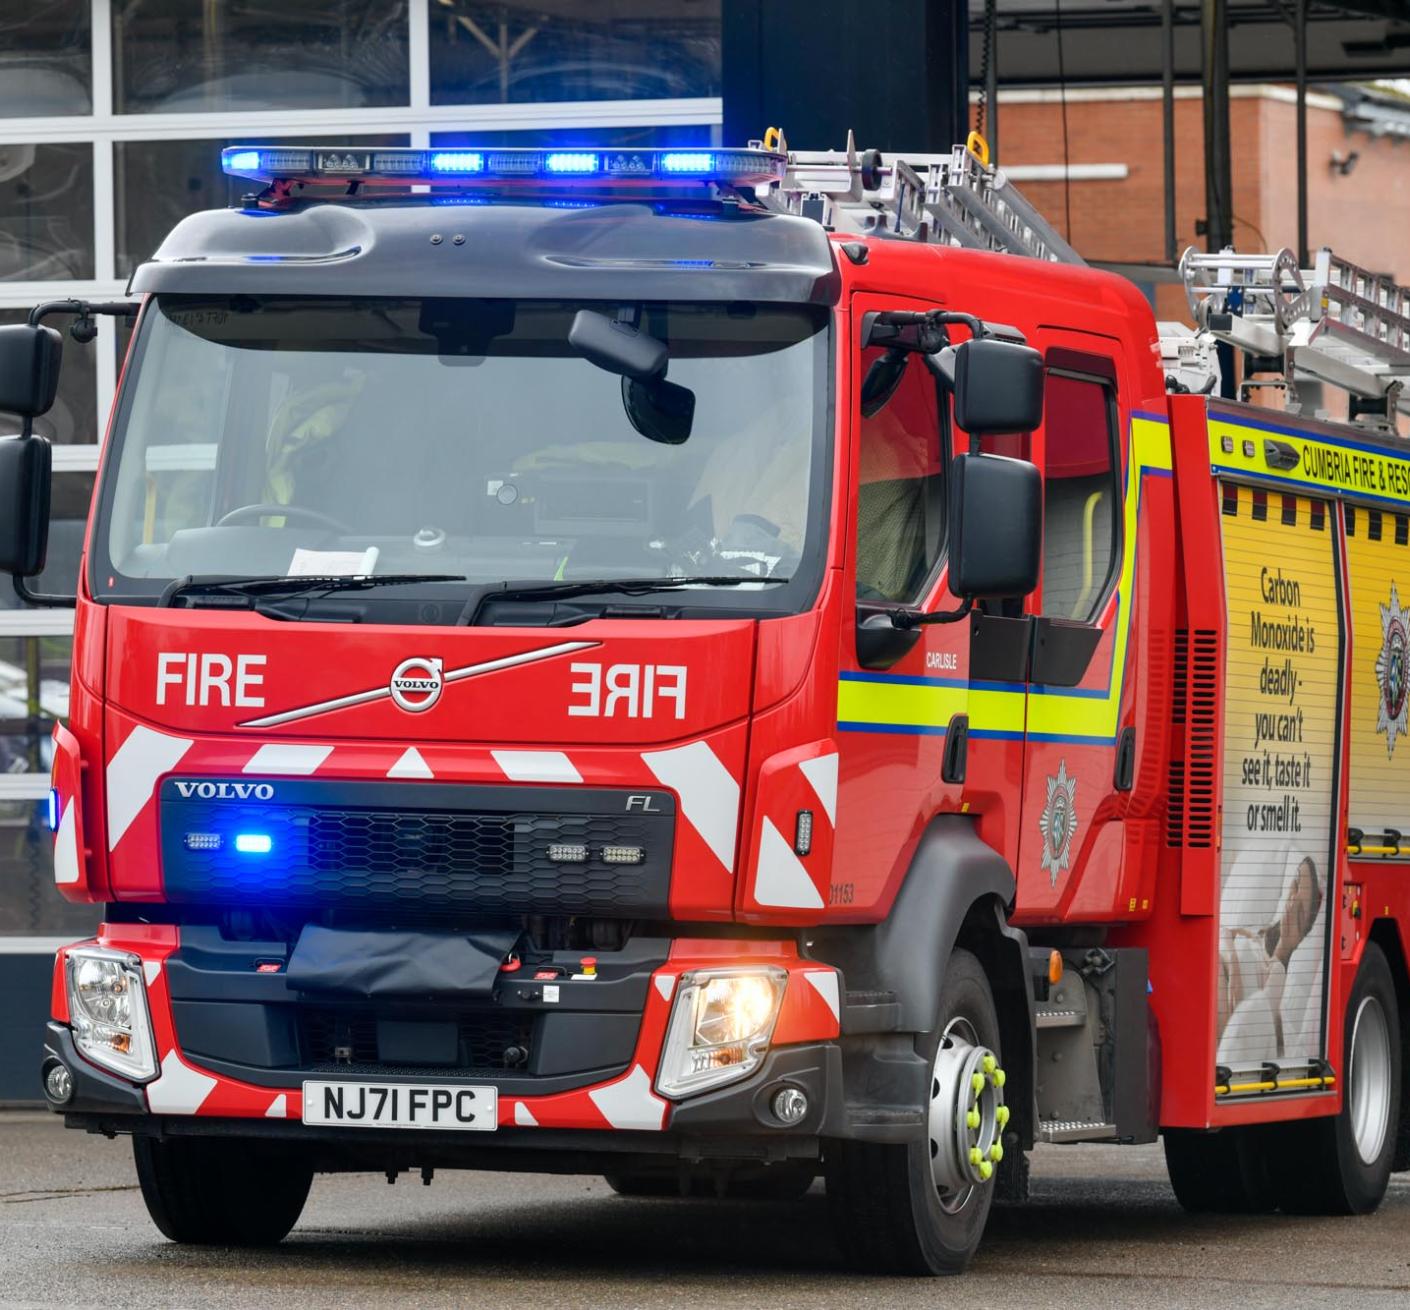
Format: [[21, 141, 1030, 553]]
[[159, 573, 466, 608], [458, 575, 786, 626]]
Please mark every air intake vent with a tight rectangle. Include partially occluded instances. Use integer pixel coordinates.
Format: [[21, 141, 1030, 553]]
[[1166, 628, 1219, 848], [1186, 630, 1219, 848], [1166, 629, 1189, 847]]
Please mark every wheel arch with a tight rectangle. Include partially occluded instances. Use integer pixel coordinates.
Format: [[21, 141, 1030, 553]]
[[812, 815, 1034, 1151]]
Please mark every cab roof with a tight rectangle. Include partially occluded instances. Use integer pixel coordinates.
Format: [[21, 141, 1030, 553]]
[[128, 196, 842, 305]]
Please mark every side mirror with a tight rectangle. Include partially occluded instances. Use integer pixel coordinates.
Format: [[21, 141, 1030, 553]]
[[952, 337, 1043, 435], [0, 323, 63, 420], [0, 434, 53, 578], [948, 452, 1041, 598]]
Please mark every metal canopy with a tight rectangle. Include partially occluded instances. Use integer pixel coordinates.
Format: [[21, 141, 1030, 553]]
[[970, 0, 1410, 83]]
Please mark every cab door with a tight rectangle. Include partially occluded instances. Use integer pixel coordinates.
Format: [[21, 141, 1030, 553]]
[[831, 294, 971, 916], [1012, 339, 1134, 920]]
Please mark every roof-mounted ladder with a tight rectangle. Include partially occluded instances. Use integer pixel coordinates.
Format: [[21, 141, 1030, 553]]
[[1179, 246, 1410, 423], [754, 132, 1085, 266], [756, 132, 1407, 430]]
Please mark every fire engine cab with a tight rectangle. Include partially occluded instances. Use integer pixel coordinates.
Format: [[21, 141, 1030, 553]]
[[0, 135, 1404, 1275]]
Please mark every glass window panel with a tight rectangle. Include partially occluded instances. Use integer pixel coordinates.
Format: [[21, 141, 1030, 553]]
[[0, 1, 91, 118], [855, 350, 946, 605], [0, 799, 100, 938], [114, 134, 410, 279], [1041, 373, 1119, 622], [0, 308, 97, 445], [0, 470, 93, 609], [0, 636, 71, 776], [429, 124, 715, 150], [430, 0, 721, 105], [112, 1, 409, 114], [0, 141, 94, 281]]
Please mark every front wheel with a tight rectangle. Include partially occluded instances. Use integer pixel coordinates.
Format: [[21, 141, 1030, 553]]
[[133, 1135, 313, 1245], [824, 948, 1007, 1275]]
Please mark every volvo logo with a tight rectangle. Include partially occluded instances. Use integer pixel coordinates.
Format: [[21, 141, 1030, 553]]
[[390, 656, 445, 713], [173, 781, 275, 800]]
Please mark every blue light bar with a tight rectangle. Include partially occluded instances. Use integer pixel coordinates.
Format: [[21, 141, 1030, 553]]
[[220, 144, 788, 190], [46, 789, 59, 833], [234, 833, 273, 854], [430, 150, 484, 174], [544, 151, 599, 175], [660, 151, 715, 175]]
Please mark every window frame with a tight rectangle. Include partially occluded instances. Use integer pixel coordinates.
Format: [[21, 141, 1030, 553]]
[[1039, 347, 1124, 625]]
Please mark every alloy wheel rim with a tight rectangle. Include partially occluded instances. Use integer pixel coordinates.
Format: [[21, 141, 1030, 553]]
[[928, 1015, 1007, 1214], [1349, 994, 1392, 1166]]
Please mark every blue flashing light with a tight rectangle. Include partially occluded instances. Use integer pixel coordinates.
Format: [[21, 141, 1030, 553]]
[[46, 789, 59, 833], [234, 833, 273, 855], [660, 151, 715, 175], [430, 151, 484, 174], [544, 152, 599, 175], [219, 143, 787, 189]]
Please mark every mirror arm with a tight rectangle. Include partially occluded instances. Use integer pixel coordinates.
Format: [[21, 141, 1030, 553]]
[[891, 596, 973, 628], [28, 299, 139, 339], [12, 574, 76, 610]]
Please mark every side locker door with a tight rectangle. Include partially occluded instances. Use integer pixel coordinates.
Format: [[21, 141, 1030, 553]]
[[832, 294, 970, 916], [1014, 341, 1132, 918]]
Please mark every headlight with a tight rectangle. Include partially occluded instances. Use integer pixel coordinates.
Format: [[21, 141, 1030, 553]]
[[655, 967, 786, 1099], [66, 948, 157, 1082]]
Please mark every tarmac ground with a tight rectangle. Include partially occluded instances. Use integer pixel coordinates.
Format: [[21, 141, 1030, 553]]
[[1, 1110, 1407, 1309]]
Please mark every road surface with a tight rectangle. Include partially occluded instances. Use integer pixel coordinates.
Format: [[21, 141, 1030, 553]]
[[2, 1111, 1407, 1308]]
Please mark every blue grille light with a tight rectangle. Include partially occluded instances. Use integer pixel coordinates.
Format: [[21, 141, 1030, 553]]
[[544, 152, 599, 175], [660, 151, 715, 174], [46, 789, 59, 833], [234, 833, 273, 855], [429, 151, 484, 174], [225, 149, 261, 174]]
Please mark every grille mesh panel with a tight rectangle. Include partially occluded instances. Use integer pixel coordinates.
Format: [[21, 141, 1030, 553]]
[[161, 782, 674, 917]]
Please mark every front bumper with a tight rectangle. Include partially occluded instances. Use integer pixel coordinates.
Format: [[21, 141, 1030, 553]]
[[46, 926, 867, 1153]]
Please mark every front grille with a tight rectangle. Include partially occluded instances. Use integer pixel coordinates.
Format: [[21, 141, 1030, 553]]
[[298, 1006, 533, 1072], [160, 779, 675, 917]]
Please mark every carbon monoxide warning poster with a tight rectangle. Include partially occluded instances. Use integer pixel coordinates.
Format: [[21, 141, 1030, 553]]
[[1217, 485, 1337, 1076]]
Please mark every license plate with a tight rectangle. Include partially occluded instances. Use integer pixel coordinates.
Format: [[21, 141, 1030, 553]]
[[302, 1080, 497, 1131]]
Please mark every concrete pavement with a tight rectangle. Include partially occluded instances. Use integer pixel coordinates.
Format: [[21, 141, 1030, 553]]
[[2, 1111, 1407, 1309]]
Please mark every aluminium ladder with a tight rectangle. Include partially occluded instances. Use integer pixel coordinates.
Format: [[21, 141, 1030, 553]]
[[755, 132, 1409, 426]]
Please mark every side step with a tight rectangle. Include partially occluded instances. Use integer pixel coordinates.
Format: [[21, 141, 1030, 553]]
[[1037, 1119, 1119, 1144]]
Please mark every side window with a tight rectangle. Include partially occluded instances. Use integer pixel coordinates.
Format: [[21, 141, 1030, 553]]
[[855, 351, 946, 604], [1041, 367, 1120, 621]]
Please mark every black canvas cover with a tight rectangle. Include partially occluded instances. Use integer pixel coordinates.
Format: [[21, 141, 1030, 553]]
[[285, 925, 518, 999]]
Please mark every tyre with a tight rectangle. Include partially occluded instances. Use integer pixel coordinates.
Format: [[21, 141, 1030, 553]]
[[1272, 943, 1401, 1215], [824, 948, 1006, 1275], [1163, 1125, 1279, 1213], [133, 1135, 313, 1245]]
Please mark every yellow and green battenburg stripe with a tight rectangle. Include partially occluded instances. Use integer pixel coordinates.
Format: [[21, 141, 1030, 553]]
[[837, 413, 1174, 746]]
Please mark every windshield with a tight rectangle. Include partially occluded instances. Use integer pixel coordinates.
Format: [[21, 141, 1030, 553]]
[[92, 295, 830, 620]]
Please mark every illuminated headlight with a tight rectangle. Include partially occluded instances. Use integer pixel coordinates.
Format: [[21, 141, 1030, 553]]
[[65, 948, 157, 1082], [655, 968, 786, 1099]]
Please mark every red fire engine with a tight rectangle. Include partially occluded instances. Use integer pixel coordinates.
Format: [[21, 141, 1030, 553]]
[[0, 136, 1403, 1275]]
